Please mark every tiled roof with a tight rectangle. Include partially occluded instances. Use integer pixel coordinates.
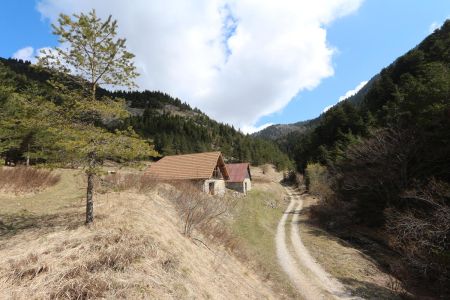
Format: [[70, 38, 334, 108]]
[[226, 163, 251, 182], [146, 151, 229, 180]]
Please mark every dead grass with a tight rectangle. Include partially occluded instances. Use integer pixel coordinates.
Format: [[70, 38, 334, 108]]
[[163, 181, 236, 237], [0, 169, 277, 299], [102, 172, 156, 193], [299, 195, 402, 300], [250, 165, 283, 183], [0, 166, 61, 194]]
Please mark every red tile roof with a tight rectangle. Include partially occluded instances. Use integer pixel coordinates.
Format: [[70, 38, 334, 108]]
[[226, 163, 251, 182], [146, 151, 229, 180]]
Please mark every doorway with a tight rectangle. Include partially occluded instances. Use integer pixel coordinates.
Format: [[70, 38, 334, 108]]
[[209, 182, 215, 195]]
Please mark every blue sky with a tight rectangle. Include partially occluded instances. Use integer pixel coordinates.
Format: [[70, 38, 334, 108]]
[[1, 1, 449, 128], [258, 0, 450, 126]]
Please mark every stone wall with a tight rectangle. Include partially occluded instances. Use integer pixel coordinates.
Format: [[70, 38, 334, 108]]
[[226, 178, 252, 194], [202, 179, 226, 196]]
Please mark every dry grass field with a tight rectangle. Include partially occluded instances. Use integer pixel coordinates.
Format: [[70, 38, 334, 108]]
[[0, 168, 277, 299], [0, 165, 402, 299]]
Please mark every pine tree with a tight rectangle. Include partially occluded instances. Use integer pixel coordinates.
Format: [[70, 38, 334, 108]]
[[38, 11, 158, 224], [38, 9, 138, 101]]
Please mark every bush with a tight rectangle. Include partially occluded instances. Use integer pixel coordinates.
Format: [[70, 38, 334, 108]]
[[385, 179, 450, 292], [0, 166, 60, 193], [305, 163, 333, 199], [167, 182, 235, 237]]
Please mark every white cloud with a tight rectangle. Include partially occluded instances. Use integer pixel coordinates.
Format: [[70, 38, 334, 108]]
[[12, 47, 35, 62], [12, 46, 53, 63], [36, 0, 363, 130], [429, 21, 441, 33], [323, 80, 368, 112], [322, 104, 334, 113], [241, 122, 273, 134], [338, 80, 368, 102]]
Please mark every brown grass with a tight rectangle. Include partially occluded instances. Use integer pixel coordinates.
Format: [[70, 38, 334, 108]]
[[1, 173, 276, 299], [102, 172, 156, 193], [300, 195, 403, 299], [0, 166, 61, 193], [162, 181, 236, 237]]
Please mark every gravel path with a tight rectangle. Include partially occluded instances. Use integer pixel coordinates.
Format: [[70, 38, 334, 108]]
[[276, 186, 361, 300]]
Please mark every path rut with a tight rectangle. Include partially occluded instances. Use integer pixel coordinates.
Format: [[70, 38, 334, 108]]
[[275, 186, 361, 300]]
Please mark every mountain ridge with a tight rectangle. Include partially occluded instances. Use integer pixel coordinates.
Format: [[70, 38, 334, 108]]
[[252, 75, 378, 141], [0, 57, 292, 170]]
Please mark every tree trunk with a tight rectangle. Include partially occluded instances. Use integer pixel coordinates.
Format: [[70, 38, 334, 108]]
[[26, 143, 30, 167], [86, 172, 95, 224], [92, 83, 97, 101]]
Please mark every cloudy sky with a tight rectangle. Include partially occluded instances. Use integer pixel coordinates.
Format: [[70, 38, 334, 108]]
[[1, 1, 449, 132]]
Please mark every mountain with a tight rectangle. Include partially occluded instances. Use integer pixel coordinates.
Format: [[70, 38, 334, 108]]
[[252, 119, 317, 140], [282, 20, 450, 297], [253, 75, 378, 141], [0, 57, 292, 170], [344, 74, 379, 106]]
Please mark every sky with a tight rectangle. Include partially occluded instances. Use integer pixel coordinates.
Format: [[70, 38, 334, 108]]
[[1, 0, 449, 133]]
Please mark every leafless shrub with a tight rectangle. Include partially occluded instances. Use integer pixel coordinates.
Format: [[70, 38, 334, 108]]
[[283, 170, 303, 188], [169, 182, 235, 237], [333, 128, 417, 202], [0, 166, 60, 193], [199, 222, 240, 253], [385, 179, 450, 290], [386, 273, 407, 297], [103, 172, 156, 193], [309, 196, 356, 230]]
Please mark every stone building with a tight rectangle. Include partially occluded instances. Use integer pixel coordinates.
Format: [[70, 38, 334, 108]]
[[225, 163, 252, 194], [146, 151, 229, 196]]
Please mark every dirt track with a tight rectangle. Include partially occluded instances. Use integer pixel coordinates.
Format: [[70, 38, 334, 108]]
[[275, 186, 361, 300]]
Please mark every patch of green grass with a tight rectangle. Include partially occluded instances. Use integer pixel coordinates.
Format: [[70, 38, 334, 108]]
[[231, 186, 299, 298], [0, 169, 85, 215], [0, 169, 85, 239]]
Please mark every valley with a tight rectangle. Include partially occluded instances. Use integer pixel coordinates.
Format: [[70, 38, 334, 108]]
[[1, 4, 449, 299]]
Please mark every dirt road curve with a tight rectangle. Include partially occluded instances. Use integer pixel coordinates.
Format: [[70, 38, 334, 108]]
[[276, 186, 362, 300]]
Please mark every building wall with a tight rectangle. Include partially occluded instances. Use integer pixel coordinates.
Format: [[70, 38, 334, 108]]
[[203, 179, 226, 196], [226, 178, 252, 194], [243, 178, 252, 192]]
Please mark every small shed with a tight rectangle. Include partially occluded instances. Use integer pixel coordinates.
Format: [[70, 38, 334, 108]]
[[225, 163, 252, 194], [146, 151, 229, 196]]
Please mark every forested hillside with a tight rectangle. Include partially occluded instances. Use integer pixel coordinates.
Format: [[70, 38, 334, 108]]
[[282, 21, 450, 296], [0, 57, 292, 170], [252, 76, 377, 142], [252, 119, 319, 141]]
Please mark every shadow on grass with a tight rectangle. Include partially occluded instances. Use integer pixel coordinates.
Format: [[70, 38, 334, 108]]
[[296, 204, 400, 272], [339, 277, 401, 300], [0, 209, 86, 239]]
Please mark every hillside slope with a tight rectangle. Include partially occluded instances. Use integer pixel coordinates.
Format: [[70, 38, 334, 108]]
[[0, 169, 277, 299], [252, 119, 319, 141], [252, 76, 377, 142], [280, 19, 450, 298], [0, 58, 292, 170]]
